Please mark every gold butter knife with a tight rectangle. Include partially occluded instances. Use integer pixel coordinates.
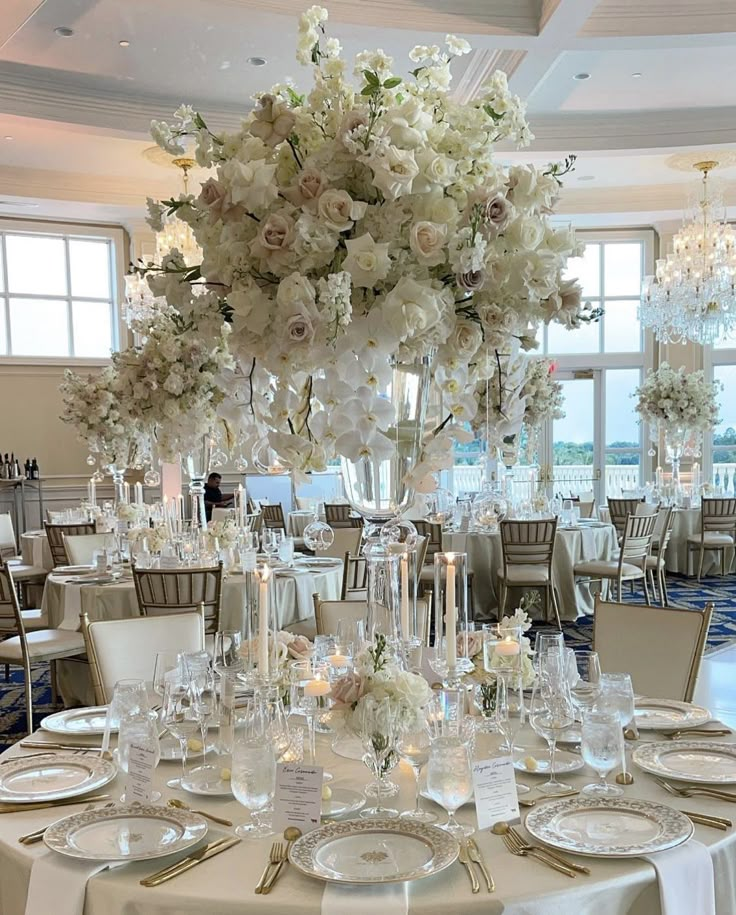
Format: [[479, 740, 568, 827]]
[[0, 794, 111, 814], [467, 838, 494, 892], [457, 842, 480, 893], [141, 837, 240, 887], [681, 810, 732, 830], [140, 838, 232, 885]]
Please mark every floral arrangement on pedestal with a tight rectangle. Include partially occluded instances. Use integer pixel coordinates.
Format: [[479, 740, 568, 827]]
[[127, 524, 171, 553], [138, 5, 594, 489]]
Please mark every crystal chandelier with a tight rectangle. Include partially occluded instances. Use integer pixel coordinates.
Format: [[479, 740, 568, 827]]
[[640, 160, 736, 345], [123, 156, 203, 328]]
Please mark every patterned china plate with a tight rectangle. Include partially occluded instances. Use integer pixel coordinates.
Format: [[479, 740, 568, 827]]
[[0, 755, 117, 803], [633, 742, 736, 784], [525, 796, 693, 857], [44, 803, 208, 861], [634, 698, 711, 730], [294, 557, 342, 568], [41, 706, 113, 737], [289, 818, 459, 884], [513, 749, 584, 775]]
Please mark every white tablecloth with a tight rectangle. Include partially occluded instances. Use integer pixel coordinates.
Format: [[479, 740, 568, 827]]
[[1, 722, 734, 915], [445, 524, 616, 621], [665, 509, 735, 576], [20, 531, 53, 572], [289, 511, 318, 537]]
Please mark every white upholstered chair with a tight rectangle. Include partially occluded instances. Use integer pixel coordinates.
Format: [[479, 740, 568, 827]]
[[321, 527, 362, 561], [593, 597, 712, 702], [81, 609, 206, 705], [314, 597, 368, 636], [44, 521, 96, 567], [64, 533, 116, 566], [0, 513, 47, 593]]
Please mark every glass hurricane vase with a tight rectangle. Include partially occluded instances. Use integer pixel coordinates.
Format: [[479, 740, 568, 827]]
[[184, 435, 212, 531]]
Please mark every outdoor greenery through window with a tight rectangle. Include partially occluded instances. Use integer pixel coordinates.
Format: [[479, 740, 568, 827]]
[[713, 364, 736, 464], [0, 227, 118, 358]]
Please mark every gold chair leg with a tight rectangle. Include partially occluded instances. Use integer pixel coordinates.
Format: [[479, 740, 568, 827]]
[[23, 661, 33, 736], [697, 546, 705, 581], [549, 584, 562, 631], [660, 568, 670, 607], [50, 660, 58, 707], [642, 574, 651, 606]]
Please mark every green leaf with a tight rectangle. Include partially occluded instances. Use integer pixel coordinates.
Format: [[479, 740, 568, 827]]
[[362, 68, 380, 85], [310, 41, 320, 65], [382, 76, 402, 89], [360, 85, 376, 96]]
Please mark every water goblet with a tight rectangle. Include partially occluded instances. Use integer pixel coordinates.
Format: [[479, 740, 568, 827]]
[[232, 734, 276, 838], [581, 711, 624, 797], [566, 649, 602, 721], [529, 684, 575, 796], [278, 535, 295, 566], [117, 710, 162, 802], [597, 672, 635, 785], [425, 737, 474, 838]]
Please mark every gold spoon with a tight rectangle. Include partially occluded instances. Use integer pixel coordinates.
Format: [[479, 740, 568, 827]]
[[167, 798, 233, 827]]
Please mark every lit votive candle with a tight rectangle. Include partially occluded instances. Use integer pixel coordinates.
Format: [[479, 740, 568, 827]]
[[304, 679, 331, 697], [327, 654, 348, 667], [495, 637, 520, 657]]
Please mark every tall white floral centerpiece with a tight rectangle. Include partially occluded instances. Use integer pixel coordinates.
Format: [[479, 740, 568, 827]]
[[143, 5, 594, 520], [635, 362, 720, 486]]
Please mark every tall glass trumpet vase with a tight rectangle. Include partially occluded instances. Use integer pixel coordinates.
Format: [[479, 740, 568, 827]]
[[184, 435, 212, 531], [664, 426, 701, 494], [365, 545, 402, 646], [340, 354, 432, 525], [432, 552, 469, 687], [109, 465, 127, 507]]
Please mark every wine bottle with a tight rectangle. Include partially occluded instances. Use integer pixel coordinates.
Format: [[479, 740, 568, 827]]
[[24, 459, 31, 480], [13, 457, 20, 479], [31, 458, 40, 480]]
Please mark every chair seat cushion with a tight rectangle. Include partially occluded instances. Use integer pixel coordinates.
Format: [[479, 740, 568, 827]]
[[574, 560, 644, 579], [0, 629, 85, 662], [645, 555, 665, 571], [687, 532, 735, 546], [6, 561, 47, 581], [0, 609, 47, 632], [497, 565, 550, 584]]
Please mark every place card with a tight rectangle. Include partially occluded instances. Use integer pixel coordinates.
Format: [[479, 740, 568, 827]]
[[125, 741, 157, 803], [472, 756, 520, 830], [272, 763, 323, 834]]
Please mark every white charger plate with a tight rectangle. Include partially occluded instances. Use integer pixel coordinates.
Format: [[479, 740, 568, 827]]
[[525, 796, 693, 857], [322, 787, 365, 818], [289, 818, 458, 884], [41, 706, 113, 737], [513, 749, 584, 775], [44, 803, 208, 861], [0, 756, 117, 803], [633, 741, 736, 784], [634, 698, 711, 731]]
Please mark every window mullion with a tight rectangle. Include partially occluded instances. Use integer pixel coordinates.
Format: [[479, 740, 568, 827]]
[[63, 236, 74, 357], [1, 234, 10, 356]]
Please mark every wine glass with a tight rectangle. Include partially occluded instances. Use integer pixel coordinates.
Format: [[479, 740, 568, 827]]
[[534, 631, 565, 675], [597, 672, 635, 784], [260, 685, 292, 762], [425, 737, 475, 838], [161, 671, 203, 789], [566, 650, 602, 721], [529, 683, 575, 796], [335, 618, 366, 658], [232, 704, 276, 839], [358, 696, 399, 819], [152, 652, 181, 699], [262, 528, 282, 562], [397, 716, 436, 823], [180, 650, 218, 786], [213, 631, 243, 675], [117, 711, 161, 802], [494, 672, 530, 793], [581, 710, 624, 797]]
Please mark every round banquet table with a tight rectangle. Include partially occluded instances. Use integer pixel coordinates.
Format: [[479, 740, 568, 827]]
[[289, 510, 318, 537], [1, 721, 735, 915], [445, 522, 616, 621], [664, 508, 735, 577], [20, 530, 53, 572]]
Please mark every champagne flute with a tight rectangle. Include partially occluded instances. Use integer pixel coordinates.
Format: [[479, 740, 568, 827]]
[[161, 671, 202, 789], [397, 716, 436, 823], [425, 737, 474, 838], [581, 710, 624, 797], [529, 684, 575, 796], [494, 671, 531, 794], [180, 650, 218, 786]]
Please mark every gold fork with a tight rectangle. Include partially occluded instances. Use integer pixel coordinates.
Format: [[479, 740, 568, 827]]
[[500, 831, 576, 878], [255, 842, 283, 894], [656, 778, 736, 802], [507, 825, 590, 875]]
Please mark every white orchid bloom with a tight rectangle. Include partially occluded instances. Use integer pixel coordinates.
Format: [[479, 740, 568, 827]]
[[336, 418, 394, 463]]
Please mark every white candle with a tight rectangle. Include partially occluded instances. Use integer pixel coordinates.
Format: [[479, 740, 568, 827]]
[[495, 637, 520, 657], [87, 480, 93, 505], [123, 481, 130, 503], [257, 565, 271, 677], [327, 653, 347, 667], [400, 552, 410, 638], [163, 495, 173, 537], [304, 678, 331, 697], [445, 556, 457, 668], [238, 483, 245, 529], [135, 482, 143, 505]]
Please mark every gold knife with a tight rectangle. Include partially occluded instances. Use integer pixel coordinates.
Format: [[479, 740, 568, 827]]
[[681, 810, 732, 830], [467, 838, 494, 892], [457, 842, 480, 893], [140, 838, 233, 885], [0, 794, 111, 814], [141, 837, 240, 887]]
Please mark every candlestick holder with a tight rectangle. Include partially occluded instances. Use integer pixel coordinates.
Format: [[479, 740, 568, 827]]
[[251, 563, 279, 687], [433, 552, 470, 681]]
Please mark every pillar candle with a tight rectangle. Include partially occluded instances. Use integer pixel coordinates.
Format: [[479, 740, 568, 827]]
[[238, 483, 245, 529], [445, 556, 457, 668], [135, 482, 143, 505], [123, 482, 130, 504], [400, 552, 410, 639], [257, 565, 271, 677]]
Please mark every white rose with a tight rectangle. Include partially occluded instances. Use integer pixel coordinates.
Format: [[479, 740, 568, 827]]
[[343, 233, 391, 288], [393, 670, 432, 708], [507, 216, 544, 251], [276, 272, 316, 312], [448, 320, 482, 360], [382, 277, 443, 341], [370, 146, 418, 200], [409, 221, 447, 266], [317, 189, 366, 232], [414, 149, 456, 191]]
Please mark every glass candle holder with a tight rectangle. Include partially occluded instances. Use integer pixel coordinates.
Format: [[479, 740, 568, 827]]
[[253, 563, 279, 685], [365, 543, 402, 644], [482, 623, 523, 679], [433, 552, 469, 686]]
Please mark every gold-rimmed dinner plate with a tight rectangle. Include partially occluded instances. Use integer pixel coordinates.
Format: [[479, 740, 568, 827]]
[[0, 756, 117, 803], [633, 741, 736, 784], [634, 698, 711, 731], [41, 707, 112, 737], [289, 819, 458, 885]]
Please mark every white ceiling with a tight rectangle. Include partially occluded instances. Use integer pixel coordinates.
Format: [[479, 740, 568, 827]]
[[0, 0, 735, 230]]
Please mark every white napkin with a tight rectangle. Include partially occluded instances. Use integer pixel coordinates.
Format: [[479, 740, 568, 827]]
[[59, 583, 83, 630], [25, 851, 120, 915], [642, 839, 715, 915], [322, 881, 409, 915]]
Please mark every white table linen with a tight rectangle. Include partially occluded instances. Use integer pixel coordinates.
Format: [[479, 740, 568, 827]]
[[20, 531, 53, 572], [24, 850, 120, 915], [643, 840, 715, 915], [1, 724, 735, 915], [322, 882, 409, 915], [445, 524, 616, 621]]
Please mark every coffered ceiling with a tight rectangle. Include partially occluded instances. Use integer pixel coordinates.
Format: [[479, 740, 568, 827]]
[[0, 0, 734, 230]]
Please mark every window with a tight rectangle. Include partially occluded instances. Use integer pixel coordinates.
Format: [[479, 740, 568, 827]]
[[0, 222, 122, 359], [712, 365, 736, 464]]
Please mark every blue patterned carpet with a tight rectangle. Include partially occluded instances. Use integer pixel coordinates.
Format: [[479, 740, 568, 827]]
[[1, 574, 735, 750]]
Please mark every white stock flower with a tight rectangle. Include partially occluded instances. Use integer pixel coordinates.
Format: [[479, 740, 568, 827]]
[[343, 233, 391, 287]]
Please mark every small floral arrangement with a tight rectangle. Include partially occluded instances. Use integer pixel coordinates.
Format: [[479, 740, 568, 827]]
[[463, 603, 537, 692], [331, 634, 432, 734], [635, 362, 720, 433], [128, 524, 170, 553], [202, 519, 240, 550], [116, 502, 142, 523], [239, 630, 313, 668]]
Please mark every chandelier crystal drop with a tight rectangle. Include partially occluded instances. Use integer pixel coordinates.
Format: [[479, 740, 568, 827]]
[[640, 161, 736, 345]]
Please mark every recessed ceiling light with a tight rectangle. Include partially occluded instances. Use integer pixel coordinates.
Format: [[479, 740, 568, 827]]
[[4, 136, 13, 141], [573, 72, 590, 81], [631, 72, 642, 78], [54, 26, 74, 37], [247, 56, 267, 67], [119, 39, 130, 47], [0, 201, 40, 208], [578, 175, 595, 182]]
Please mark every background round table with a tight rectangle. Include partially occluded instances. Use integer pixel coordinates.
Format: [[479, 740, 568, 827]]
[[20, 530, 53, 572], [665, 508, 735, 576]]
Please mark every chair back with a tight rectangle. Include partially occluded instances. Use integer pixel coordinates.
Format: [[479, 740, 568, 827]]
[[413, 521, 443, 563], [248, 512, 264, 534], [314, 597, 368, 636], [211, 507, 235, 524], [132, 563, 223, 634], [607, 498, 644, 538], [324, 503, 362, 528], [295, 496, 317, 511], [593, 598, 712, 701], [0, 514, 16, 558], [321, 527, 362, 560], [500, 519, 557, 571], [619, 513, 656, 564], [81, 609, 206, 705], [64, 533, 116, 566], [0, 564, 24, 637], [261, 504, 286, 529], [701, 498, 736, 535], [571, 493, 595, 519], [634, 502, 658, 517], [652, 505, 675, 553], [44, 522, 96, 566], [341, 552, 367, 600]]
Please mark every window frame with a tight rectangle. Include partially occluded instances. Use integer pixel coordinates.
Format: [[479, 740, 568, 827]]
[[0, 218, 128, 365], [703, 347, 736, 478]]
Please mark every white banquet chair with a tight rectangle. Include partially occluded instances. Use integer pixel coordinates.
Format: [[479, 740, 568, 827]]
[[593, 597, 712, 702], [686, 497, 736, 580], [81, 608, 206, 705], [574, 512, 656, 603], [498, 519, 560, 627], [314, 597, 368, 636], [321, 527, 362, 561], [64, 533, 116, 566], [44, 521, 96, 567], [0, 513, 47, 600], [132, 563, 223, 637]]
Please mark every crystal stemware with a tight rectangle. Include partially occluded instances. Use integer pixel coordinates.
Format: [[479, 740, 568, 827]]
[[581, 710, 624, 797], [597, 672, 635, 784], [397, 716, 436, 823], [117, 711, 162, 802], [161, 672, 202, 789], [566, 649, 602, 721], [425, 737, 474, 838], [232, 737, 276, 838], [358, 696, 399, 819], [529, 682, 575, 796]]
